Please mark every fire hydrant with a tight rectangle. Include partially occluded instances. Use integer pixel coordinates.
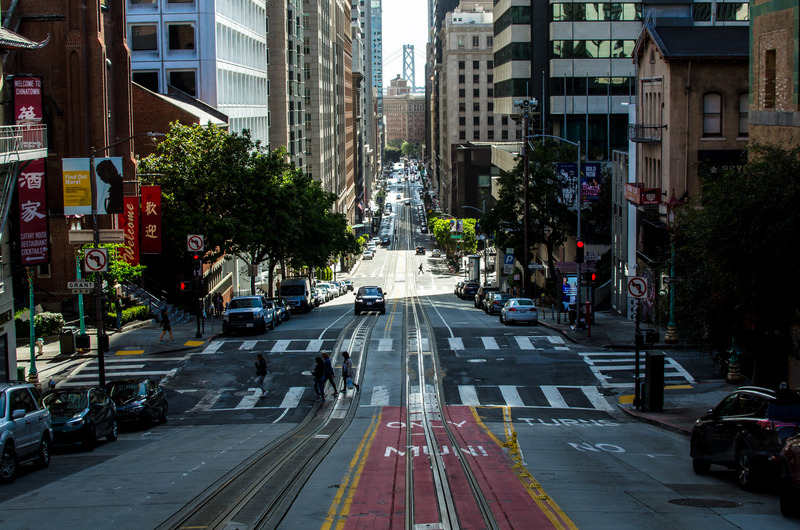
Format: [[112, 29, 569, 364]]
[[36, 338, 44, 356]]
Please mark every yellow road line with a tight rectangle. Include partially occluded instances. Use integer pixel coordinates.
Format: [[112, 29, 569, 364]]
[[115, 350, 144, 356], [472, 406, 578, 530], [322, 411, 382, 530]]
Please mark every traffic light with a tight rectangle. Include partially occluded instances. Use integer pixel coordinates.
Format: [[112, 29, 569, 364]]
[[576, 240, 585, 263], [178, 280, 192, 292], [589, 271, 597, 285], [192, 253, 202, 274]]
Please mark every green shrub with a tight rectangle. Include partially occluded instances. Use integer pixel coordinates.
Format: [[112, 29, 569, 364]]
[[15, 311, 66, 338], [106, 304, 152, 327]]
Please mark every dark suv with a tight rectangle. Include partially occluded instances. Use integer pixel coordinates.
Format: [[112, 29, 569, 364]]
[[691, 385, 800, 490], [354, 286, 385, 315], [474, 286, 499, 309], [0, 382, 52, 483], [460, 281, 480, 300]]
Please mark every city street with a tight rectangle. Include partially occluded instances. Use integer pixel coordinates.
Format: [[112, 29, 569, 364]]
[[0, 173, 794, 529]]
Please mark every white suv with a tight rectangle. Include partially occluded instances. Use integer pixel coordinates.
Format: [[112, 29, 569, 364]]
[[0, 382, 52, 483]]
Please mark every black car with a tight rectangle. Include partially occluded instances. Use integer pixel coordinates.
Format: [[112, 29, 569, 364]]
[[380, 237, 391, 246], [354, 286, 386, 315], [461, 281, 480, 300], [474, 286, 500, 309], [43, 388, 117, 449], [266, 297, 291, 322], [691, 385, 800, 490], [415, 246, 425, 255], [105, 379, 168, 428]]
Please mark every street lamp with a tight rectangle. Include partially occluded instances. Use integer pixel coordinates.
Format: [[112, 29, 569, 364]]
[[528, 134, 582, 327], [89, 132, 165, 387], [664, 194, 682, 343]]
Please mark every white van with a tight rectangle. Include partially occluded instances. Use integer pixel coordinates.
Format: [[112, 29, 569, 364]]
[[279, 277, 313, 313]]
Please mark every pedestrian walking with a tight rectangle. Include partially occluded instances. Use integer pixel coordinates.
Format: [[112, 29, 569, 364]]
[[340, 351, 359, 394], [158, 308, 175, 344], [113, 294, 123, 331], [214, 293, 224, 317], [254, 354, 268, 397], [322, 352, 338, 396], [418, 264, 423, 274], [313, 357, 326, 402]]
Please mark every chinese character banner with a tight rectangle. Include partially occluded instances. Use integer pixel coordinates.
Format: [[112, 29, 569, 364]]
[[140, 185, 161, 254]]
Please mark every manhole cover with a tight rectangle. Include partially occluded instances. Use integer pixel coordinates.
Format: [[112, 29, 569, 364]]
[[668, 498, 742, 509]]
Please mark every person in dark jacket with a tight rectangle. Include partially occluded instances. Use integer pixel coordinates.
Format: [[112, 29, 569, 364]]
[[254, 354, 268, 398], [158, 308, 175, 343], [313, 357, 326, 403], [340, 351, 359, 395], [322, 352, 338, 397]]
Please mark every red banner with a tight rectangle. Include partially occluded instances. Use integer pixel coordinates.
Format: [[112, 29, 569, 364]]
[[14, 76, 49, 266], [140, 185, 161, 254], [117, 196, 139, 265]]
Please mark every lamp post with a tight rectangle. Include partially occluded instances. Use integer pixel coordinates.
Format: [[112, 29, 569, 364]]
[[664, 194, 681, 343], [89, 132, 164, 387], [528, 134, 582, 327]]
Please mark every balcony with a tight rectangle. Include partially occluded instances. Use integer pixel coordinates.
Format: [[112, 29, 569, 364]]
[[627, 124, 665, 144], [0, 124, 47, 164]]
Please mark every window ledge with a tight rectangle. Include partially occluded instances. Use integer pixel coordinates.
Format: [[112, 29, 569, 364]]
[[700, 136, 725, 141]]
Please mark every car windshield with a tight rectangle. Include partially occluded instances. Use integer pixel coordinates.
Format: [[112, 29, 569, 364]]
[[495, 294, 510, 301], [229, 298, 262, 309], [767, 402, 800, 423], [281, 285, 305, 296], [107, 382, 146, 401], [360, 287, 382, 296], [515, 299, 535, 306], [43, 391, 87, 412]]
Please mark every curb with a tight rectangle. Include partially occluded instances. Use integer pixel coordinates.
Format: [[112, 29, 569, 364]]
[[617, 403, 692, 437]]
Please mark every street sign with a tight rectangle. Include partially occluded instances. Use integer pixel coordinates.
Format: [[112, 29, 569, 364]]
[[528, 263, 544, 270], [68, 281, 95, 294], [68, 229, 125, 244], [450, 234, 463, 239], [187, 234, 204, 252], [503, 254, 514, 266], [627, 276, 647, 299], [84, 248, 108, 273]]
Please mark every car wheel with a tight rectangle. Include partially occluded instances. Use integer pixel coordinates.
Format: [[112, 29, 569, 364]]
[[34, 436, 51, 469], [381, 309, 386, 315], [139, 409, 153, 429], [84, 424, 97, 451], [354, 310, 360, 316], [737, 446, 758, 491], [0, 446, 18, 483], [106, 421, 119, 442], [690, 438, 710, 474], [159, 404, 169, 424], [780, 463, 800, 517]]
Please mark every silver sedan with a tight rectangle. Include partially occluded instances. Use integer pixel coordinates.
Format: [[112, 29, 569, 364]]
[[500, 298, 539, 325]]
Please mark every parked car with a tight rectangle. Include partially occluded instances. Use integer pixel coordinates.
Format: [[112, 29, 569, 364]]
[[343, 279, 354, 291], [421, 226, 428, 234], [416, 246, 425, 255], [223, 295, 276, 334], [474, 286, 500, 309], [431, 249, 441, 258], [485, 292, 512, 315], [500, 298, 539, 325], [279, 277, 313, 313], [354, 285, 386, 315], [261, 299, 282, 327], [691, 385, 800, 490], [780, 433, 800, 517], [311, 288, 323, 307], [105, 379, 168, 428], [461, 281, 480, 300], [266, 297, 291, 322], [43, 388, 117, 449], [454, 280, 465, 297], [363, 250, 374, 260], [0, 382, 52, 483], [380, 237, 391, 246], [316, 282, 338, 298]]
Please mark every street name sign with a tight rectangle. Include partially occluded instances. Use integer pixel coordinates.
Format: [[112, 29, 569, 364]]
[[68, 281, 95, 294], [68, 229, 125, 244]]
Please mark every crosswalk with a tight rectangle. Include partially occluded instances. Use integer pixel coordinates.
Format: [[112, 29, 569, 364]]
[[445, 335, 569, 352], [579, 351, 697, 388], [58, 356, 187, 388], [456, 384, 614, 412], [199, 338, 337, 354]]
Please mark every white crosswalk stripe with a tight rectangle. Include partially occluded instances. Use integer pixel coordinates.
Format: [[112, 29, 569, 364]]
[[579, 351, 697, 388], [456, 384, 613, 411], [443, 335, 565, 353], [480, 337, 499, 350]]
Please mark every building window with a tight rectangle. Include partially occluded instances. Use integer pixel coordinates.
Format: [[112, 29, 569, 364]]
[[459, 60, 465, 70], [132, 71, 159, 92], [458, 36, 465, 48], [458, 74, 465, 84], [169, 70, 197, 97], [702, 92, 721, 136], [487, 130, 494, 140], [739, 93, 748, 137], [459, 103, 466, 112], [459, 117, 466, 126], [130, 0, 157, 4], [130, 25, 157, 51], [473, 60, 479, 69], [472, 36, 480, 47], [473, 130, 480, 140], [488, 102, 494, 112], [473, 89, 479, 97], [488, 116, 494, 126], [501, 115, 507, 125], [473, 102, 480, 111], [168, 24, 195, 50], [460, 130, 466, 140], [487, 36, 493, 48], [459, 88, 465, 98], [473, 74, 480, 83], [487, 88, 493, 98], [473, 116, 480, 125], [501, 130, 508, 140], [487, 74, 493, 84], [487, 60, 493, 70], [764, 49, 776, 109]]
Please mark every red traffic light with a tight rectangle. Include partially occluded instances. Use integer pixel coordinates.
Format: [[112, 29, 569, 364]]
[[576, 241, 585, 249], [178, 280, 190, 291], [576, 239, 585, 263], [589, 272, 597, 282]]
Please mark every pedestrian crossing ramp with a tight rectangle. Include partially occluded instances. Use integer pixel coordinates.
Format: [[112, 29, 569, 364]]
[[579, 351, 697, 389]]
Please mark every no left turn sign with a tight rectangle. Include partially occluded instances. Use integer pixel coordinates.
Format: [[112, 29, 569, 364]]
[[85, 248, 108, 273], [627, 276, 647, 299], [187, 234, 204, 252]]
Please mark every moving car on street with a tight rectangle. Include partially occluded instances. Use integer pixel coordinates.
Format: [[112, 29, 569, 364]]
[[0, 382, 52, 483], [354, 286, 386, 315], [431, 249, 441, 258], [43, 388, 117, 449], [415, 246, 425, 255], [500, 298, 539, 325], [223, 295, 276, 334], [105, 379, 168, 429], [691, 385, 800, 490]]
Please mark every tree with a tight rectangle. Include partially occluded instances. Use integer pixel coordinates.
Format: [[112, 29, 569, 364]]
[[480, 141, 576, 296], [384, 145, 401, 164], [675, 144, 800, 386]]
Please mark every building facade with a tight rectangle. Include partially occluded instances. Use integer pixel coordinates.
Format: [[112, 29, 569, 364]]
[[384, 77, 426, 145], [127, 0, 269, 145]]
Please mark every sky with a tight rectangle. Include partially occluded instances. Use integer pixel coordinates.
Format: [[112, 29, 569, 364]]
[[381, 0, 429, 89]]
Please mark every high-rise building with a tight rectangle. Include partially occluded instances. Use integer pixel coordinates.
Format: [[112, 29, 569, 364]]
[[370, 0, 383, 115], [267, 0, 306, 170], [384, 76, 425, 145], [127, 0, 269, 145]]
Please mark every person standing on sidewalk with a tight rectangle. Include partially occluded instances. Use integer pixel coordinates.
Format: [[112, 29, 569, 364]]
[[113, 294, 123, 331], [312, 357, 326, 402], [340, 351, 359, 394], [158, 308, 175, 344], [322, 352, 338, 397], [254, 354, 268, 397]]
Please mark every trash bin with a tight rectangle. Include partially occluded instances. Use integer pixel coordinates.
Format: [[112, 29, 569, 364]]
[[16, 367, 25, 381], [99, 333, 110, 354], [645, 329, 660, 344], [644, 352, 665, 412], [59, 326, 77, 356], [75, 333, 91, 350]]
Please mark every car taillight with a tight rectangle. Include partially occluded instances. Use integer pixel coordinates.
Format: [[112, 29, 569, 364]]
[[509, 307, 517, 312], [757, 419, 797, 432]]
